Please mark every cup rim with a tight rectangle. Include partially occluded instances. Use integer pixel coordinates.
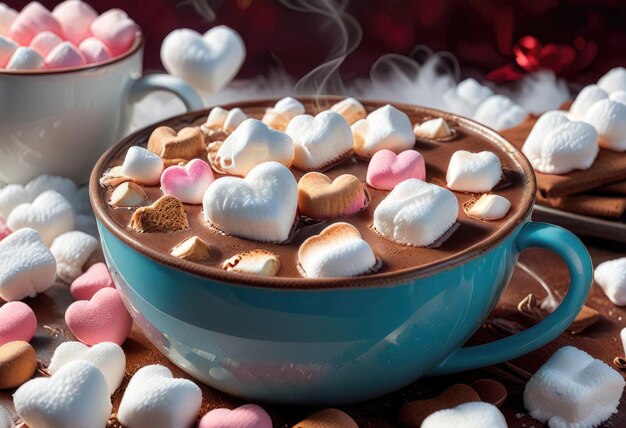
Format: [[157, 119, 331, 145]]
[[0, 34, 144, 76], [90, 97, 537, 290]]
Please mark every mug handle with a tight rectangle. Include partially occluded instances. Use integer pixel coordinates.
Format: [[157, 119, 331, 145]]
[[429, 221, 593, 376], [129, 73, 204, 111]]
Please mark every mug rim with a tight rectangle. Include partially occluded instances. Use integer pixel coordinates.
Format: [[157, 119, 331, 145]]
[[91, 97, 537, 290], [0, 34, 144, 76]]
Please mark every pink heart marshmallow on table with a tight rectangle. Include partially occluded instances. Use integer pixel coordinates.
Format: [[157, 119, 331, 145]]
[[366, 149, 426, 190], [65, 287, 132, 345], [0, 301, 37, 346], [9, 2, 64, 46], [0, 35, 17, 67], [70, 262, 114, 301], [90, 9, 139, 56], [199, 404, 273, 428], [45, 41, 86, 69], [161, 158, 215, 204], [79, 37, 111, 64], [29, 30, 63, 57], [52, 0, 97, 45]]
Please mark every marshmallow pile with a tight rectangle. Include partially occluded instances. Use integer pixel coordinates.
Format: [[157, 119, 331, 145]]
[[0, 1, 140, 71]]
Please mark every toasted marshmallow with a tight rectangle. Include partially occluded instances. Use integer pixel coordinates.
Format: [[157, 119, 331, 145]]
[[203, 107, 229, 130], [444, 78, 494, 118], [286, 110, 353, 170], [523, 110, 598, 173], [584, 99, 626, 151], [222, 249, 281, 276], [330, 97, 366, 124], [297, 172, 365, 219], [465, 194, 511, 221], [120, 146, 164, 185], [598, 67, 626, 94], [594, 257, 626, 306], [215, 119, 295, 176], [6, 46, 44, 70], [351, 104, 414, 157], [446, 150, 501, 192], [171, 236, 212, 262], [108, 182, 147, 207], [413, 118, 452, 139], [374, 179, 458, 247], [0, 34, 17, 67], [298, 222, 376, 278], [262, 97, 305, 131], [473, 95, 526, 130]]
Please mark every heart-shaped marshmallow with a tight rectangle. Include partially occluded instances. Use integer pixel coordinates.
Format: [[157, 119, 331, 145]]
[[48, 341, 125, 395], [421, 402, 507, 428], [594, 257, 626, 306], [65, 287, 133, 345], [118, 364, 202, 428], [568, 84, 609, 120], [0, 341, 37, 389], [6, 46, 44, 70], [161, 26, 245, 94], [0, 228, 55, 301], [0, 184, 30, 220], [45, 41, 86, 69], [524, 346, 625, 428], [0, 4, 17, 36], [14, 360, 112, 428], [286, 110, 353, 170], [374, 179, 458, 247], [444, 78, 494, 118], [7, 190, 75, 246], [522, 110, 598, 174], [202, 107, 248, 133], [24, 174, 79, 210], [262, 97, 305, 131], [121, 146, 164, 185], [598, 67, 626, 94], [9, 2, 63, 46], [28, 30, 62, 57], [0, 404, 12, 428], [90, 9, 139, 56], [584, 98, 626, 152], [298, 222, 376, 278], [71, 262, 114, 301], [351, 104, 414, 157], [129, 195, 188, 233], [446, 150, 502, 192], [366, 149, 425, 190], [161, 158, 214, 204], [52, 0, 97, 45], [78, 37, 111, 64], [297, 172, 365, 219], [473, 95, 526, 131], [199, 404, 272, 428], [215, 119, 295, 176], [0, 35, 17, 67], [50, 231, 99, 283], [203, 161, 298, 242], [0, 301, 37, 346], [330, 97, 366, 125]]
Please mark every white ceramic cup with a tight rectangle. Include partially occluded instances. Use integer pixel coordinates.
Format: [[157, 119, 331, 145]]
[[0, 36, 203, 185]]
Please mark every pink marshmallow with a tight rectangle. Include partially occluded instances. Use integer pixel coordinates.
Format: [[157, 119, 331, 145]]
[[90, 9, 139, 56], [0, 301, 37, 346], [0, 218, 11, 241], [29, 30, 62, 57], [366, 149, 426, 190], [78, 36, 111, 64], [161, 159, 215, 204], [52, 0, 97, 46], [0, 3, 17, 36], [6, 46, 44, 70], [0, 34, 17, 67], [70, 262, 114, 301], [9, 2, 64, 46], [65, 287, 133, 346], [45, 41, 86, 69], [199, 404, 273, 428]]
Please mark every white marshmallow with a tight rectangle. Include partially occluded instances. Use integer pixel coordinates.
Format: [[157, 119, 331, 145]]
[[75, 214, 98, 238], [298, 222, 376, 278], [597, 67, 626, 94], [421, 402, 507, 428], [7, 190, 75, 246], [6, 46, 44, 70], [204, 106, 229, 129], [0, 3, 17, 36], [568, 84, 609, 120], [0, 184, 29, 220], [203, 161, 298, 243], [374, 179, 458, 247], [0, 405, 12, 428], [274, 96, 305, 117], [14, 360, 112, 428], [446, 150, 502, 192], [121, 146, 164, 185], [222, 107, 248, 132], [594, 257, 626, 306], [50, 231, 99, 283], [524, 346, 625, 428], [466, 194, 511, 221], [611, 90, 626, 105], [522, 110, 598, 174], [286, 110, 353, 170], [443, 78, 494, 118], [473, 95, 526, 130], [25, 174, 78, 210], [351, 104, 414, 157], [414, 117, 452, 139], [45, 41, 86, 69], [330, 97, 366, 124], [0, 34, 17, 67], [215, 118, 295, 176], [48, 341, 125, 395], [117, 365, 202, 428], [584, 98, 626, 151]]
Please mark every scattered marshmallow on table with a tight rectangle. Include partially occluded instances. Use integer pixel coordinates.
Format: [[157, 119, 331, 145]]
[[121, 146, 164, 185], [366, 149, 426, 191], [262, 96, 305, 130], [444, 78, 494, 118], [0, 301, 37, 346], [199, 404, 272, 428], [465, 194, 511, 221], [24, 174, 78, 209], [161, 158, 215, 204], [52, 0, 98, 46], [330, 97, 367, 125], [0, 34, 17, 66], [351, 104, 414, 157], [48, 341, 125, 395], [14, 360, 112, 428], [50, 230, 99, 283], [0, 405, 12, 428], [594, 257, 626, 306], [446, 150, 501, 192], [70, 262, 114, 301], [421, 402, 507, 428], [524, 346, 625, 428], [374, 179, 458, 247], [568, 84, 610, 120], [0, 184, 30, 220], [0, 228, 55, 302], [117, 364, 202, 428], [74, 214, 98, 238], [6, 46, 43, 70], [473, 94, 526, 131], [597, 67, 626, 94], [584, 98, 626, 152], [9, 2, 63, 46]]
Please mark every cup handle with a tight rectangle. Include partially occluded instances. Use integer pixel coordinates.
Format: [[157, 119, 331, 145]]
[[128, 73, 204, 111], [428, 221, 593, 376]]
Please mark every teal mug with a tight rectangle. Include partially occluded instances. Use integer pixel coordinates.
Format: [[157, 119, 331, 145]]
[[91, 99, 593, 405]]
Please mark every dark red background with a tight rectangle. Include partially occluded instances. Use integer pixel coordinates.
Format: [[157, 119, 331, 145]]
[[10, 0, 626, 84]]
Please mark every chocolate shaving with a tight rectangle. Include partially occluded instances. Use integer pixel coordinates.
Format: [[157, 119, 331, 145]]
[[517, 293, 599, 334], [42, 325, 62, 337]]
